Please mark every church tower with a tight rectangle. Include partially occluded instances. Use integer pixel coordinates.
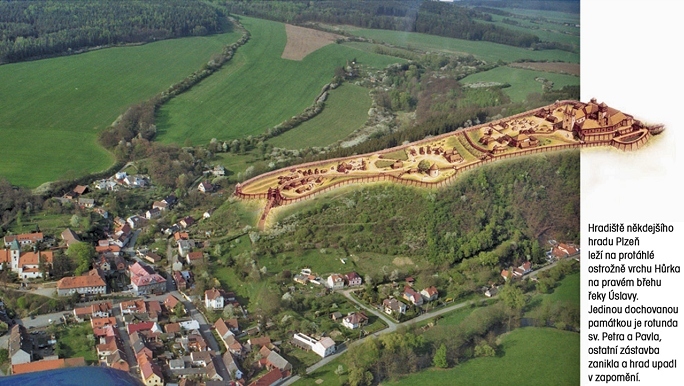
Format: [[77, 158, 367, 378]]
[[10, 239, 20, 271]]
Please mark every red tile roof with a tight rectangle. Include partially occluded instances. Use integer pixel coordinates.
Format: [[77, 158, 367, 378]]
[[11, 357, 85, 375]]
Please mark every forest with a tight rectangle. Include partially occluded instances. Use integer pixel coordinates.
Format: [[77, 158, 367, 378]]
[[255, 150, 580, 267], [225, 0, 549, 49], [0, 0, 226, 63]]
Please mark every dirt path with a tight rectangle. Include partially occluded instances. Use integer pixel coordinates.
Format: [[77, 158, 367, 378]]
[[282, 24, 342, 61]]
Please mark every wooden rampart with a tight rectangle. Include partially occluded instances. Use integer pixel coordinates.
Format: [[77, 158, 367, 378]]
[[239, 140, 616, 207], [238, 100, 581, 191]]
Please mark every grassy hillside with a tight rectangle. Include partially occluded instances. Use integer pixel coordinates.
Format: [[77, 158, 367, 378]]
[[334, 26, 579, 64], [387, 328, 579, 385], [155, 17, 403, 146], [267, 83, 372, 149], [461, 66, 579, 102], [0, 31, 242, 187]]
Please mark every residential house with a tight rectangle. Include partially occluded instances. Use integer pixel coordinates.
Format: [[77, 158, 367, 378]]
[[183, 331, 208, 352], [383, 298, 407, 315], [259, 346, 292, 374], [292, 333, 335, 358], [11, 357, 85, 375], [9, 325, 32, 365], [248, 368, 284, 386], [127, 215, 146, 230], [212, 165, 225, 177], [164, 294, 184, 314], [186, 251, 204, 265], [152, 201, 168, 211], [344, 272, 362, 287], [57, 269, 107, 296], [168, 358, 185, 370], [140, 360, 164, 386], [403, 286, 423, 306], [553, 243, 579, 259], [129, 262, 167, 295], [73, 301, 113, 322], [214, 318, 234, 345], [61, 228, 81, 247], [172, 271, 187, 290], [222, 352, 243, 380], [144, 252, 162, 264], [163, 321, 181, 337], [342, 312, 368, 330], [190, 351, 212, 367], [127, 322, 158, 335], [91, 317, 117, 329], [177, 239, 192, 258], [146, 208, 162, 220], [4, 232, 43, 247], [198, 182, 214, 193], [73, 185, 89, 195], [179, 320, 201, 331], [205, 288, 224, 310], [326, 274, 345, 290], [179, 216, 195, 229], [420, 286, 439, 302], [78, 198, 95, 209]]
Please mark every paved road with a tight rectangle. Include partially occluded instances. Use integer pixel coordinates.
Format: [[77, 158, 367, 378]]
[[282, 291, 492, 385]]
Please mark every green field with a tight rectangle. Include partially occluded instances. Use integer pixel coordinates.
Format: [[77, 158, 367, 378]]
[[461, 66, 579, 102], [0, 30, 242, 187], [335, 27, 579, 64], [156, 17, 402, 146], [267, 83, 371, 149], [484, 14, 579, 47], [387, 327, 579, 386]]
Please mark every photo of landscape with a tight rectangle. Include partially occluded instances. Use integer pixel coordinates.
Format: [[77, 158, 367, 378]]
[[0, 1, 587, 385]]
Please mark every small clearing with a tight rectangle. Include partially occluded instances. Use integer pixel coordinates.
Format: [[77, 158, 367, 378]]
[[282, 24, 341, 60], [508, 62, 580, 76], [393, 257, 414, 266]]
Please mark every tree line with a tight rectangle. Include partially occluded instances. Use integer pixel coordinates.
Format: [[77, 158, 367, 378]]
[[0, 0, 227, 63], [225, 0, 545, 49]]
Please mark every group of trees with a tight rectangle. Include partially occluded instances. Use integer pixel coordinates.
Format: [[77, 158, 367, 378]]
[[226, 0, 546, 49], [257, 150, 578, 268], [0, 0, 226, 63]]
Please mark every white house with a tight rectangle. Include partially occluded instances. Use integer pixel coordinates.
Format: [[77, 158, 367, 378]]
[[342, 312, 368, 330], [292, 333, 336, 358], [205, 288, 225, 310], [420, 286, 439, 302], [327, 274, 345, 290]]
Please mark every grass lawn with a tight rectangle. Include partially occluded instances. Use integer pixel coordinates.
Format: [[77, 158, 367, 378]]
[[526, 271, 580, 316], [57, 323, 98, 364], [0, 30, 242, 187], [544, 271, 580, 305], [337, 27, 579, 64], [267, 83, 372, 149], [156, 17, 402, 146], [387, 327, 579, 385], [461, 66, 579, 102], [261, 249, 351, 278]]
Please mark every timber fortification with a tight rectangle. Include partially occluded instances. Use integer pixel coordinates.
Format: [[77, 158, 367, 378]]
[[235, 99, 663, 229]]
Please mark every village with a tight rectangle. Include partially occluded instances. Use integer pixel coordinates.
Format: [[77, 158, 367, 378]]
[[0, 100, 592, 386], [0, 186, 581, 386]]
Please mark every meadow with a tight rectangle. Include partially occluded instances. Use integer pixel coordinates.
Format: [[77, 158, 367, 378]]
[[387, 327, 579, 386], [155, 17, 402, 146], [0, 30, 242, 187], [333, 27, 579, 64], [461, 66, 579, 102], [267, 83, 372, 149]]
